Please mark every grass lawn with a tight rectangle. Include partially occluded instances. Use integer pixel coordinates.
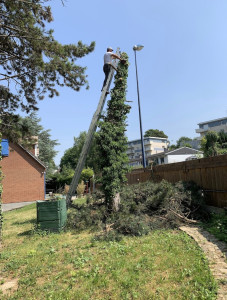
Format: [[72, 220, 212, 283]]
[[0, 203, 217, 299], [201, 212, 227, 243]]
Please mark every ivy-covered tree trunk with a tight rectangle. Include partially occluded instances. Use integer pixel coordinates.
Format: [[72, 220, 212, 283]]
[[96, 52, 130, 212]]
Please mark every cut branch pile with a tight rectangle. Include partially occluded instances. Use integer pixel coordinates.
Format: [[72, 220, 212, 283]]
[[68, 180, 208, 240]]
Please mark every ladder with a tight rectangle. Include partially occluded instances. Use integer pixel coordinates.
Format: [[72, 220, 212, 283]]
[[66, 49, 120, 207]]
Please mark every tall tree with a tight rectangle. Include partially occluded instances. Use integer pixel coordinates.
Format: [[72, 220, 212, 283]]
[[0, 0, 95, 134], [96, 53, 130, 212], [144, 129, 168, 138]]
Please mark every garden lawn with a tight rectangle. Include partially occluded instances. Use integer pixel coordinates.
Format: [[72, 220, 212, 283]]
[[0, 204, 217, 300], [201, 212, 227, 243]]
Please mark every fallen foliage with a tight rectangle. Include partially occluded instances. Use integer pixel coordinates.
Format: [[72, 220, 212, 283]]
[[68, 180, 208, 240]]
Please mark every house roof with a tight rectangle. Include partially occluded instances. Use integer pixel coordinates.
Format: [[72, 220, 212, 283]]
[[18, 144, 46, 168], [150, 147, 203, 158], [165, 147, 203, 155], [198, 116, 227, 125]]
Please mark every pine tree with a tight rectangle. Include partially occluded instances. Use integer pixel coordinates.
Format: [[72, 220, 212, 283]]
[[0, 0, 95, 132], [96, 52, 130, 212]]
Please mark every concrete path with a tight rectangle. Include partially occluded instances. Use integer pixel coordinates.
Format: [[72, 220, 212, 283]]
[[2, 201, 36, 212], [180, 225, 227, 300]]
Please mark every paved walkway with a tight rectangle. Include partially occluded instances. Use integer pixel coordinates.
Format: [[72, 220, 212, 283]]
[[2, 201, 36, 212], [180, 225, 227, 300]]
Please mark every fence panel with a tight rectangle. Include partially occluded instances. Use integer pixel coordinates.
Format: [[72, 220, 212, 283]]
[[126, 154, 227, 208]]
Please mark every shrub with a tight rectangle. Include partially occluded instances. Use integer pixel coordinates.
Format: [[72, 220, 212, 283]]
[[77, 181, 85, 196], [114, 215, 150, 236]]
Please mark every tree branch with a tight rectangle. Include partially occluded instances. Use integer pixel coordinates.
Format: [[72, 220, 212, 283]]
[[0, 72, 30, 81]]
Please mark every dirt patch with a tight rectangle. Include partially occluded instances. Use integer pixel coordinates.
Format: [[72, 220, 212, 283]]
[[0, 278, 18, 295]]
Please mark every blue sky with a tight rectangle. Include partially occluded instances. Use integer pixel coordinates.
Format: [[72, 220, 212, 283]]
[[35, 0, 227, 165]]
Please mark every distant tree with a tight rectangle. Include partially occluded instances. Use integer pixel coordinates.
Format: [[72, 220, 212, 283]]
[[176, 136, 192, 148], [51, 166, 94, 191], [81, 168, 94, 183], [168, 144, 178, 151], [38, 129, 58, 176], [54, 166, 74, 187], [168, 136, 192, 150], [201, 131, 219, 157], [144, 129, 168, 138], [0, 0, 95, 134], [60, 132, 99, 173], [218, 130, 227, 150], [6, 113, 59, 178]]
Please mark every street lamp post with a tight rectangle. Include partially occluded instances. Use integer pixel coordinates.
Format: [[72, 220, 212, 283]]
[[133, 45, 146, 168]]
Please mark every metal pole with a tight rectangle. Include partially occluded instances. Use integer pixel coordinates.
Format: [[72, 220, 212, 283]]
[[134, 50, 146, 168]]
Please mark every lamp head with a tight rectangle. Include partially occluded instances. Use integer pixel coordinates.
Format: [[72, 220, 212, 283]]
[[133, 44, 144, 51]]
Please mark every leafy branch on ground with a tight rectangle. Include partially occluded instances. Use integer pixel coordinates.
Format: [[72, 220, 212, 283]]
[[68, 180, 208, 241]]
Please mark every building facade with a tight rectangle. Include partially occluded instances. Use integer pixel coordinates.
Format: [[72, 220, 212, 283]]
[[1, 140, 46, 204], [196, 117, 227, 139], [126, 137, 169, 167], [151, 147, 203, 165]]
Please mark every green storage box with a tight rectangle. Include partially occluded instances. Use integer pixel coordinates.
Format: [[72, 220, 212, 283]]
[[37, 199, 67, 232]]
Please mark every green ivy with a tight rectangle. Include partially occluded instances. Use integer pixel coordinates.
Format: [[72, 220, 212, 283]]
[[96, 52, 131, 211]]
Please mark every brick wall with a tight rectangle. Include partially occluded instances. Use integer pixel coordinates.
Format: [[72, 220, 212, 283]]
[[1, 143, 45, 204]]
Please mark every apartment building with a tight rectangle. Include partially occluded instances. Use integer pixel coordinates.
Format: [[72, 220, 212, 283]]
[[126, 137, 169, 167], [196, 117, 227, 139]]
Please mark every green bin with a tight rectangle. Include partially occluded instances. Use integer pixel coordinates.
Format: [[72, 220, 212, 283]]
[[36, 199, 67, 232]]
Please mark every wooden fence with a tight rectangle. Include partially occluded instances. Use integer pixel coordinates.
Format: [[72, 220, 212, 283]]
[[126, 154, 227, 208]]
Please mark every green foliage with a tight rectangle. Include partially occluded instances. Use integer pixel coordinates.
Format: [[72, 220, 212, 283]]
[[202, 213, 227, 243], [144, 129, 168, 138], [3, 113, 58, 178], [68, 180, 206, 237], [60, 132, 99, 173], [114, 215, 150, 236], [176, 136, 192, 148], [168, 144, 178, 150], [81, 167, 94, 183], [54, 166, 74, 186], [96, 52, 131, 211], [201, 131, 227, 157], [169, 136, 193, 150], [50, 166, 93, 192], [218, 130, 227, 147], [1, 204, 217, 299], [76, 181, 86, 197], [0, 0, 95, 134]]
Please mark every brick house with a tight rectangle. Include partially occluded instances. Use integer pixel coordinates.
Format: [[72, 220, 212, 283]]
[[1, 139, 46, 204]]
